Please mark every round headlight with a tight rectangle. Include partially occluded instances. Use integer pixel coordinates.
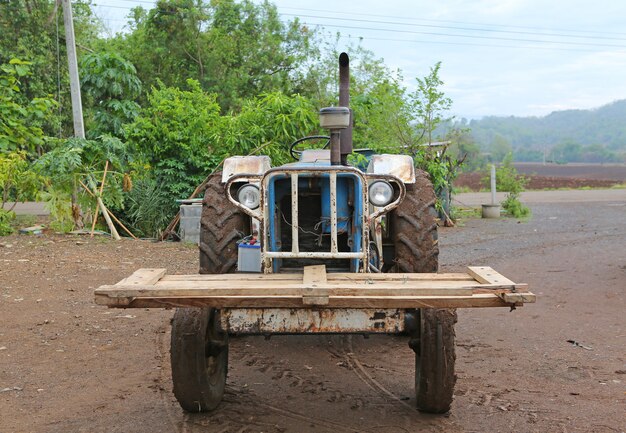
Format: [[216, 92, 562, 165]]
[[369, 180, 394, 207], [237, 184, 260, 209]]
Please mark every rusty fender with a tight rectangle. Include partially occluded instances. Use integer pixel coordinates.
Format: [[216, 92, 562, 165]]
[[220, 308, 419, 334]]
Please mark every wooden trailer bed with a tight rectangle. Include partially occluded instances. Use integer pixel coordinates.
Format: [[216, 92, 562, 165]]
[[94, 265, 535, 309]]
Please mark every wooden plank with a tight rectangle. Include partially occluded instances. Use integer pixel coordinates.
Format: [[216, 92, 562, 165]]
[[116, 268, 166, 286], [501, 292, 536, 304], [151, 279, 481, 290], [160, 272, 474, 282], [95, 293, 529, 309], [467, 266, 527, 289], [95, 267, 533, 310], [95, 284, 476, 299], [302, 265, 327, 285], [302, 265, 329, 305]]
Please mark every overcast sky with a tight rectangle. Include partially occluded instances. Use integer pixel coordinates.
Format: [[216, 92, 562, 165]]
[[92, 0, 626, 119]]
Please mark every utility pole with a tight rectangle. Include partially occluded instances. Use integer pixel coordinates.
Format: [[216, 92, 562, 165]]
[[61, 0, 85, 139]]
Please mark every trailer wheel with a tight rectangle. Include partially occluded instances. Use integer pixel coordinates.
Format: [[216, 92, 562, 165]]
[[390, 170, 457, 413], [171, 308, 228, 413], [199, 172, 248, 274]]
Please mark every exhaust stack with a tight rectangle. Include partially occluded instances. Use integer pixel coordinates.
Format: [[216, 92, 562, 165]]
[[338, 52, 353, 163]]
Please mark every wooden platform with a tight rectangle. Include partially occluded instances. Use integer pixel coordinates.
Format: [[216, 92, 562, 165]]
[[94, 266, 535, 309]]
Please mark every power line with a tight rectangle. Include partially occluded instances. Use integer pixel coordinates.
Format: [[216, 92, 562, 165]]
[[88, 3, 626, 49], [281, 13, 626, 42], [336, 34, 614, 54], [294, 21, 626, 49], [279, 6, 626, 38], [89, 1, 626, 39]]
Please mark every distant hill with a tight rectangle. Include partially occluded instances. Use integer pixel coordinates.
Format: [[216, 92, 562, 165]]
[[448, 100, 626, 162]]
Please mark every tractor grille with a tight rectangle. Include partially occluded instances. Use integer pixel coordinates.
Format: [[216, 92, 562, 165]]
[[261, 167, 369, 268]]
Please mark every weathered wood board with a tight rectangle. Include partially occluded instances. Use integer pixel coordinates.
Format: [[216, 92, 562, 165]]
[[94, 266, 535, 309]]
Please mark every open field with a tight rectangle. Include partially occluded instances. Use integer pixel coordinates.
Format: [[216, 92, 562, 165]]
[[456, 163, 626, 191], [1, 190, 625, 433]]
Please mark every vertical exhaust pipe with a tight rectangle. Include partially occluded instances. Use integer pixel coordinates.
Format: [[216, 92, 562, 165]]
[[338, 52, 352, 163]]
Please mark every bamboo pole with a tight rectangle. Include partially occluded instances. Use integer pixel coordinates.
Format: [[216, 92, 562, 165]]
[[80, 179, 137, 240]]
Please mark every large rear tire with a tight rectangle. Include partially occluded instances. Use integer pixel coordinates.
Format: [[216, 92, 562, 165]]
[[199, 172, 248, 274], [390, 169, 457, 414]]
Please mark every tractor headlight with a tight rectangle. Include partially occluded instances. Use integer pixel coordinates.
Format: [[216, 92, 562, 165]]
[[237, 184, 260, 209], [369, 180, 394, 207]]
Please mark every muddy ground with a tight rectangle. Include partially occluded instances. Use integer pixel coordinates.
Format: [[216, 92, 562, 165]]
[[1, 192, 625, 433]]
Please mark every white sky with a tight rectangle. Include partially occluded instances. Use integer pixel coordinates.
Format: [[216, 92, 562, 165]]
[[91, 0, 626, 119]]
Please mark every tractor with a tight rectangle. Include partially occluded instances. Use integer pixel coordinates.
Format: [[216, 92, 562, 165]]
[[95, 52, 534, 415]]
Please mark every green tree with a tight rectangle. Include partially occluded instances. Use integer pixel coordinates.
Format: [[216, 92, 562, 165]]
[[125, 79, 222, 200], [0, 59, 56, 154], [0, 0, 101, 138], [108, 0, 314, 111], [216, 91, 319, 165], [80, 52, 142, 138]]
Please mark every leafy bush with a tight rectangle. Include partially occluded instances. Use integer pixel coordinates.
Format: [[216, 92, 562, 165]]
[[1, 150, 42, 209], [119, 176, 174, 239], [125, 79, 222, 200], [501, 194, 531, 218], [0, 208, 15, 236], [483, 154, 531, 218]]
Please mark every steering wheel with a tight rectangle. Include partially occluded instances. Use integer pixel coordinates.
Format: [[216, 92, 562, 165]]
[[289, 135, 330, 160]]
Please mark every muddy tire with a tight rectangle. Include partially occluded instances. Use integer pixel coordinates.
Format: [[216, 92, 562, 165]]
[[170, 173, 244, 412], [170, 308, 228, 413], [199, 172, 248, 274], [390, 170, 457, 413], [391, 170, 439, 273], [413, 308, 457, 413]]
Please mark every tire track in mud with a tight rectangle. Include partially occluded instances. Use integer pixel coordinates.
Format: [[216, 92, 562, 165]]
[[155, 330, 362, 432], [330, 336, 414, 411], [154, 320, 189, 433]]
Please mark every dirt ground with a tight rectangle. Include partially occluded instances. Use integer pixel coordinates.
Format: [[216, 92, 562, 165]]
[[1, 192, 625, 433], [455, 163, 626, 191]]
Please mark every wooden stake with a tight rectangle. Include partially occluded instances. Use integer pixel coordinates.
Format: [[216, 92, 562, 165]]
[[80, 179, 137, 240]]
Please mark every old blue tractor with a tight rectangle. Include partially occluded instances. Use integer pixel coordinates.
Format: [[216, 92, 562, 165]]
[[180, 52, 453, 413], [95, 52, 534, 416]]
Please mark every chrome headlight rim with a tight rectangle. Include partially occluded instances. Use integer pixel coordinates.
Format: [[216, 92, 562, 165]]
[[368, 180, 394, 207], [236, 184, 260, 210]]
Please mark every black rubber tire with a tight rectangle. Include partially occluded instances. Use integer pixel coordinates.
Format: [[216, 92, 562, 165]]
[[414, 308, 457, 413], [390, 169, 457, 414], [170, 172, 245, 413], [391, 169, 439, 274], [170, 308, 228, 413], [199, 172, 248, 274]]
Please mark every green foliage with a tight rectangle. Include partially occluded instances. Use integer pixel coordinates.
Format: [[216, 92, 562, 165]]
[[125, 79, 221, 199], [120, 176, 173, 238], [216, 91, 319, 165], [0, 0, 101, 139], [80, 52, 142, 138], [0, 59, 56, 153], [492, 154, 529, 194], [483, 154, 531, 218], [501, 194, 531, 218], [35, 135, 130, 230], [40, 188, 74, 233], [109, 0, 315, 111], [0, 208, 15, 236], [0, 150, 42, 209]]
